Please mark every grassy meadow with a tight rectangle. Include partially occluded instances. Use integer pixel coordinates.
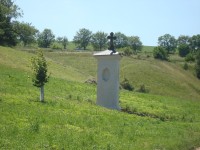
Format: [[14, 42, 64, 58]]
[[0, 46, 200, 149]]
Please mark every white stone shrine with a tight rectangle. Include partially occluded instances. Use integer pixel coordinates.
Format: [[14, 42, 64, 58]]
[[93, 32, 121, 110]]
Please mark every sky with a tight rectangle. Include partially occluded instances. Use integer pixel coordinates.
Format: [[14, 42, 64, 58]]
[[15, 0, 200, 46]]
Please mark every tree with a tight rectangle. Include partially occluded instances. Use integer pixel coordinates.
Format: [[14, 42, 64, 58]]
[[91, 31, 108, 51], [73, 28, 92, 50], [190, 34, 200, 53], [128, 36, 143, 54], [178, 44, 190, 57], [153, 46, 168, 60], [37, 29, 55, 48], [57, 36, 68, 49], [158, 34, 177, 54], [177, 35, 190, 46], [195, 51, 200, 79], [31, 49, 49, 102], [62, 37, 68, 49], [13, 21, 38, 46], [114, 32, 128, 48], [0, 0, 22, 46]]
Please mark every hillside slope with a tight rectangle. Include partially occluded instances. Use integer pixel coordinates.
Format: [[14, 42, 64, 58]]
[[0, 46, 88, 81], [0, 47, 200, 149], [44, 50, 200, 101]]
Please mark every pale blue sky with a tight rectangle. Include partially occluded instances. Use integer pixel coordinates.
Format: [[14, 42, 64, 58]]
[[16, 0, 200, 46]]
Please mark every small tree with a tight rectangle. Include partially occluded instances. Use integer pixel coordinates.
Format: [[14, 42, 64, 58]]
[[128, 36, 143, 54], [31, 49, 49, 102], [62, 36, 68, 49], [153, 46, 168, 60], [178, 44, 190, 57], [37, 29, 55, 48], [190, 34, 200, 53], [158, 34, 177, 54], [73, 28, 92, 50], [91, 31, 108, 51], [114, 32, 128, 48], [57, 36, 68, 49]]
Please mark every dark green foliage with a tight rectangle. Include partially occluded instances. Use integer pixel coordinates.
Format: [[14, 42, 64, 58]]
[[190, 34, 200, 53], [31, 49, 49, 87], [195, 51, 200, 79], [62, 37, 68, 49], [56, 36, 68, 49], [37, 29, 55, 48], [73, 28, 92, 50], [158, 34, 177, 54], [153, 46, 168, 60], [91, 31, 108, 51], [114, 32, 128, 48], [178, 44, 190, 57], [13, 21, 38, 46], [120, 78, 134, 91], [185, 53, 195, 62], [128, 36, 143, 54], [177, 35, 190, 46], [183, 62, 189, 70], [0, 20, 18, 46], [0, 0, 22, 46]]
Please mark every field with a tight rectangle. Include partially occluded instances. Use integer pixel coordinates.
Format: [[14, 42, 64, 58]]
[[0, 46, 200, 149]]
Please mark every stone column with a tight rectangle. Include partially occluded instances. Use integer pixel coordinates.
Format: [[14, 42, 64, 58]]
[[94, 50, 121, 110]]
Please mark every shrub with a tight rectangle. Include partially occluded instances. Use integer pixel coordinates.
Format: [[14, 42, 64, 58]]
[[137, 84, 149, 93], [178, 44, 190, 57], [153, 46, 168, 60], [185, 53, 195, 62], [183, 62, 189, 70], [120, 78, 134, 91], [123, 47, 132, 56], [51, 42, 63, 50]]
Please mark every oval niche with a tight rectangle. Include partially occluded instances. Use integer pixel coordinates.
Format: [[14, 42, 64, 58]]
[[102, 68, 110, 82]]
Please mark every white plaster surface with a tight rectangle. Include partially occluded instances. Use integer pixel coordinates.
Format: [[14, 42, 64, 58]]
[[94, 50, 121, 110]]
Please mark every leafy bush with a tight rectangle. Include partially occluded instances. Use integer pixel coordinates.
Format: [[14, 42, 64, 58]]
[[183, 62, 189, 70], [185, 53, 195, 62], [178, 44, 190, 57], [122, 47, 132, 56], [120, 78, 134, 91], [153, 46, 168, 60], [51, 42, 63, 50]]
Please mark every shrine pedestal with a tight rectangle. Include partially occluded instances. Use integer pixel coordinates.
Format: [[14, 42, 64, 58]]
[[93, 50, 121, 110]]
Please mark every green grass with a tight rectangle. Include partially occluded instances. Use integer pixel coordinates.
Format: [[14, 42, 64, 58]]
[[1, 46, 200, 149], [43, 49, 200, 101], [142, 45, 155, 53]]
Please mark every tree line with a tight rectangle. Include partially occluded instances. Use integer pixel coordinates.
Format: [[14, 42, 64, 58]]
[[1, 1, 199, 53], [0, 1, 143, 52], [1, 0, 200, 57], [154, 34, 200, 59]]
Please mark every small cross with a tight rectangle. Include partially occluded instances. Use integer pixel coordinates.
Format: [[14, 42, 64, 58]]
[[107, 32, 116, 53]]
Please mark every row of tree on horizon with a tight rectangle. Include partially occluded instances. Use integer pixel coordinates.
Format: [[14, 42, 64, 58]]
[[1, 0, 200, 53]]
